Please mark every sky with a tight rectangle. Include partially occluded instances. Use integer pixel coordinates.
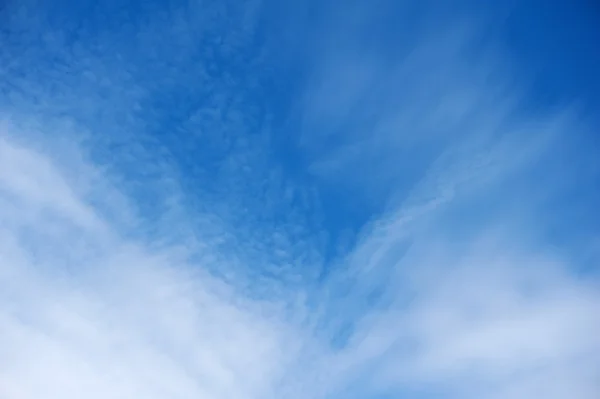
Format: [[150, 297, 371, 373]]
[[1, 0, 599, 398]]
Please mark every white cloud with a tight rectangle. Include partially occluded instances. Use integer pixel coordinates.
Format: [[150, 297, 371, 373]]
[[1, 2, 599, 399], [288, 8, 600, 397], [308, 218, 600, 399], [0, 132, 304, 399]]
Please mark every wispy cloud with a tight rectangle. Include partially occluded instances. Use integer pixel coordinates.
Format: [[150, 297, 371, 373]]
[[1, 1, 599, 399], [286, 3, 600, 398], [0, 131, 305, 399]]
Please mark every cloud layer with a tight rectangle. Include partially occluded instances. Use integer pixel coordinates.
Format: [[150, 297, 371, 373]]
[[1, 1, 599, 399]]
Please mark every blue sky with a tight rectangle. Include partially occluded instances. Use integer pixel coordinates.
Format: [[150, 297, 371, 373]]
[[1, 0, 599, 398]]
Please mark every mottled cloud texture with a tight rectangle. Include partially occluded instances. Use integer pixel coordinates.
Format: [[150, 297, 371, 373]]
[[1, 1, 599, 399]]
